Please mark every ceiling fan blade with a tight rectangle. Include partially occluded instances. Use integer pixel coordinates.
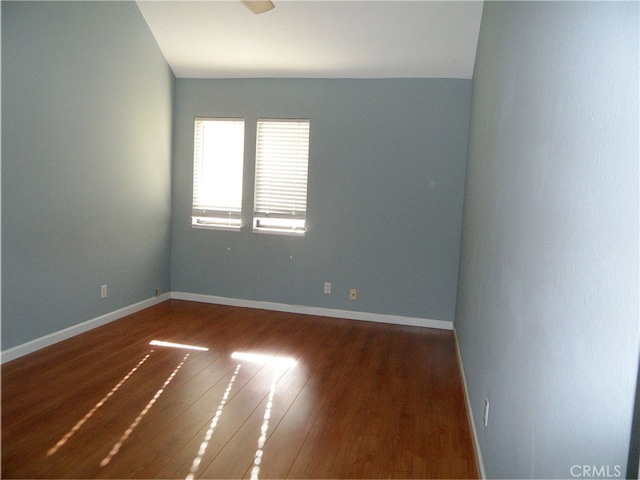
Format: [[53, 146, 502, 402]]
[[241, 0, 275, 14]]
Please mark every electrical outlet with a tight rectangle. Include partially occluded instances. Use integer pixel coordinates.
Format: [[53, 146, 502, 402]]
[[483, 398, 490, 426], [101, 284, 108, 299], [155, 288, 163, 296], [349, 289, 357, 300], [324, 282, 331, 294]]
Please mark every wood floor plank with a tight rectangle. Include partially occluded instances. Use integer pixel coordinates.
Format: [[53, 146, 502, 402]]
[[101, 359, 264, 479], [285, 322, 383, 478], [161, 363, 277, 479], [240, 317, 348, 479], [2, 300, 478, 479], [81, 351, 231, 479]]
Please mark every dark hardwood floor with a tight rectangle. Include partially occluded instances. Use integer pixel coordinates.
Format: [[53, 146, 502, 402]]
[[1, 300, 478, 479]]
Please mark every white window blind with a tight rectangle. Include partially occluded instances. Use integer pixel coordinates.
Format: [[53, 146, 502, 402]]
[[254, 119, 310, 235], [192, 118, 245, 229]]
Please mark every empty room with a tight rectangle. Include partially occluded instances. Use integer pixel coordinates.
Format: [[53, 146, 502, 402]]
[[2, 1, 638, 479]]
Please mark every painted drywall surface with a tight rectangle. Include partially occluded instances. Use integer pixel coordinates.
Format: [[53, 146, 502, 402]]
[[2, 1, 174, 350], [171, 78, 471, 321], [455, 2, 639, 478]]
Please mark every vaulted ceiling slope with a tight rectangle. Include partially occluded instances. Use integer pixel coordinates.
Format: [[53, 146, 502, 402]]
[[136, 0, 484, 79]]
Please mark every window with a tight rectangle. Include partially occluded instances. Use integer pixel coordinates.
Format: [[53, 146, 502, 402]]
[[254, 119, 310, 235], [190, 117, 311, 235], [192, 118, 245, 230]]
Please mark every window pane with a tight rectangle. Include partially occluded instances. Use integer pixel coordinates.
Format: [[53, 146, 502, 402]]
[[254, 119, 310, 235], [192, 118, 245, 229]]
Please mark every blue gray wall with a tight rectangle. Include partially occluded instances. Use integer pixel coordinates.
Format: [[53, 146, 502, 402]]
[[6, 3, 638, 476], [171, 78, 471, 322], [455, 2, 639, 478], [2, 1, 174, 350]]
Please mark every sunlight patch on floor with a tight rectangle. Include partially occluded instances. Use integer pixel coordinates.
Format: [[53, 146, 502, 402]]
[[150, 340, 209, 351], [100, 353, 190, 467], [185, 352, 297, 480], [47, 351, 154, 456], [250, 371, 279, 480], [186, 363, 242, 480], [230, 351, 297, 369]]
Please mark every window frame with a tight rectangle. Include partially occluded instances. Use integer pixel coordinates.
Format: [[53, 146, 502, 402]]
[[191, 117, 246, 231], [253, 118, 311, 236]]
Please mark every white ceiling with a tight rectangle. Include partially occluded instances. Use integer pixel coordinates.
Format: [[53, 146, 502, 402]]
[[136, 0, 484, 79]]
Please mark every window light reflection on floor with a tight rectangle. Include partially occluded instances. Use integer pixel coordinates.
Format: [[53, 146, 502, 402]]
[[230, 351, 297, 369], [100, 353, 190, 467], [47, 351, 154, 456], [149, 340, 209, 351], [186, 364, 242, 480], [185, 352, 297, 480], [250, 372, 279, 480]]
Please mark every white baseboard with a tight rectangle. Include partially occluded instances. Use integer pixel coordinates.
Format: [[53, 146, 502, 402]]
[[1, 291, 452, 364], [170, 291, 453, 330], [453, 327, 486, 479], [1, 293, 171, 364]]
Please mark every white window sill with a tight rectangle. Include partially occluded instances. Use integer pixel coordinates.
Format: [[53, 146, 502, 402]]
[[253, 227, 305, 237], [192, 217, 241, 232]]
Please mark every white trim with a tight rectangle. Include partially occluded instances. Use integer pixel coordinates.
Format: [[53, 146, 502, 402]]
[[453, 327, 486, 479], [170, 291, 453, 330], [1, 293, 171, 364], [1, 291, 453, 363]]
